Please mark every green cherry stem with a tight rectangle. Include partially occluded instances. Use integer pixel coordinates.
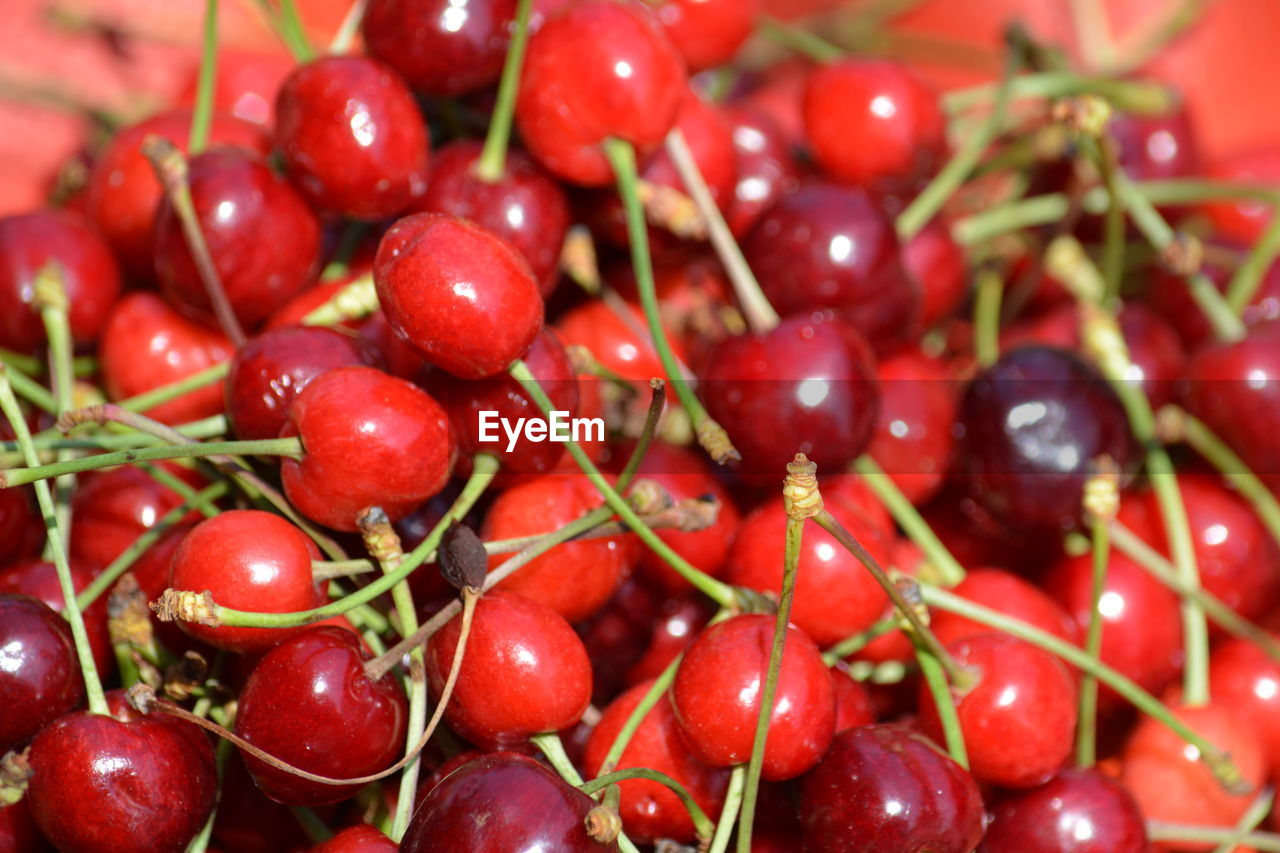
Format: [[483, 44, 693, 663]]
[[274, 0, 314, 61], [1107, 0, 1216, 75], [2, 362, 55, 413], [821, 617, 899, 665], [531, 731, 584, 785], [913, 631, 969, 768], [1147, 824, 1280, 853], [328, 0, 367, 53], [118, 362, 229, 414], [474, 0, 534, 182], [943, 73, 1173, 115], [1083, 135, 1127, 303], [189, 0, 219, 154], [0, 367, 108, 715], [36, 264, 77, 562], [853, 455, 966, 586], [972, 266, 1003, 369], [1077, 464, 1119, 768], [580, 769, 716, 843], [596, 655, 682, 778], [707, 764, 745, 853], [757, 15, 842, 62], [1226, 200, 1280, 313], [1212, 786, 1275, 853]]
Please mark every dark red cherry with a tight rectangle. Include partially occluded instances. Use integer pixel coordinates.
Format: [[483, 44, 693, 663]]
[[374, 212, 543, 379], [310, 825, 397, 853], [652, 0, 756, 71], [234, 626, 408, 805], [425, 590, 592, 749], [981, 767, 1148, 853], [415, 140, 570, 295], [955, 345, 1139, 534], [26, 703, 217, 853], [904, 218, 968, 328], [1208, 636, 1280, 780], [585, 679, 730, 843], [932, 568, 1080, 648], [515, 0, 688, 186], [1109, 102, 1201, 183], [1145, 249, 1280, 349], [0, 480, 40, 567], [69, 463, 203, 569], [865, 350, 957, 505], [1202, 147, 1280, 244], [168, 510, 326, 652], [99, 291, 234, 426], [362, 0, 515, 96], [210, 751, 312, 853], [625, 594, 714, 689], [799, 723, 984, 853], [280, 365, 452, 532], [153, 147, 322, 330], [576, 573, 666, 705], [275, 55, 429, 219], [699, 310, 880, 475], [0, 798, 50, 853], [0, 209, 122, 353], [0, 559, 112, 679], [723, 104, 800, 237], [225, 325, 382, 440], [831, 672, 876, 732], [743, 182, 920, 354], [671, 614, 835, 780], [401, 751, 618, 852], [0, 594, 83, 754], [803, 59, 946, 195]]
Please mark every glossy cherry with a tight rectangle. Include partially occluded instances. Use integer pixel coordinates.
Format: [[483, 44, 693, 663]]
[[1201, 147, 1280, 244], [374, 212, 543, 379], [931, 567, 1080, 648], [1207, 636, 1280, 780], [743, 182, 920, 354], [555, 299, 668, 388], [981, 767, 1148, 853], [515, 0, 687, 186], [275, 55, 430, 219], [798, 723, 984, 853], [0, 559, 112, 678], [865, 349, 958, 505], [210, 752, 312, 853], [68, 464, 201, 569], [0, 798, 49, 853], [401, 751, 618, 851], [362, 0, 516, 96], [653, 0, 756, 71], [425, 590, 592, 749], [904, 218, 968, 328], [0, 594, 83, 754], [309, 825, 397, 853], [699, 310, 880, 475], [831, 672, 877, 732], [176, 48, 294, 127], [233, 626, 408, 805], [723, 104, 800, 237], [1146, 249, 1280, 349], [0, 481, 40, 567], [1109, 102, 1202, 183], [670, 614, 835, 780], [624, 593, 714, 689], [280, 365, 452, 531]]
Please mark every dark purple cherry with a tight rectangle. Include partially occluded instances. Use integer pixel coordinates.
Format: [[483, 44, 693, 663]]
[[955, 345, 1138, 534], [0, 594, 83, 754], [699, 311, 879, 474], [362, 0, 516, 96], [1109, 101, 1201, 183], [981, 767, 1148, 853]]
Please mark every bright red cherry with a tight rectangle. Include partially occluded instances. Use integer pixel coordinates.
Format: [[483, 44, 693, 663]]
[[374, 212, 543, 379], [1201, 147, 1280, 244], [1208, 637, 1280, 780], [865, 350, 958, 505], [362, 0, 516, 96], [0, 209, 122, 353], [68, 464, 201, 569], [0, 559, 112, 679], [904, 218, 968, 328], [310, 825, 397, 853], [234, 626, 408, 805], [932, 568, 1081, 648], [0, 595, 83, 754], [722, 104, 800, 237], [425, 590, 592, 749], [831, 672, 877, 732], [0, 799, 47, 853], [803, 59, 946, 195], [670, 614, 835, 780], [1145, 250, 1280, 349], [152, 147, 322, 330], [556, 299, 667, 388], [275, 55, 430, 219], [653, 0, 756, 71], [176, 48, 293, 127], [515, 0, 688, 186], [981, 767, 1148, 853], [280, 365, 452, 532]]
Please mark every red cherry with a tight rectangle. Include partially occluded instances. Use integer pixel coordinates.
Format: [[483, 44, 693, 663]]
[[932, 568, 1081, 648], [69, 464, 203, 568], [374, 212, 544, 379], [177, 48, 294, 127], [722, 105, 800, 237], [99, 292, 235, 426], [425, 590, 592, 749], [515, 0, 688, 186], [625, 594, 714, 689], [275, 55, 430, 219], [904, 217, 968, 328], [803, 59, 946, 194], [234, 626, 408, 805], [1201, 147, 1280, 244], [653, 0, 756, 71], [1145, 249, 1280, 349], [1208, 636, 1280, 783], [832, 672, 876, 732], [362, 0, 516, 96], [0, 595, 84, 754], [0, 559, 112, 678], [865, 350, 958, 505], [309, 825, 397, 853], [671, 614, 835, 780], [918, 633, 1078, 789], [0, 798, 48, 853], [981, 767, 1148, 853], [556, 299, 667, 386], [152, 147, 322, 330], [576, 574, 667, 705], [0, 209, 122, 353], [0, 481, 40, 567], [210, 750, 312, 853], [280, 365, 452, 532]]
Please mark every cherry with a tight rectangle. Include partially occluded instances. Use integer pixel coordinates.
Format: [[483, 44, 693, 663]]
[[153, 146, 323, 331], [865, 350, 958, 505], [0, 799, 49, 853], [84, 110, 270, 280], [309, 825, 397, 853], [68, 463, 203, 568], [931, 568, 1080, 648], [1145, 248, 1280, 349], [401, 751, 618, 851], [480, 475, 634, 622], [1201, 147, 1280, 245], [167, 509, 326, 652], [556, 299, 668, 388], [362, 0, 516, 97], [742, 182, 921, 354], [373, 212, 543, 379], [803, 59, 946, 196], [415, 140, 570, 295], [577, 574, 668, 704], [584, 679, 730, 843], [225, 325, 382, 441], [699, 310, 880, 475], [1109, 102, 1202, 183], [798, 723, 984, 853], [624, 594, 714, 689], [0, 559, 112, 678], [211, 752, 312, 853], [425, 590, 592, 749], [918, 633, 1077, 789], [0, 209, 122, 353], [981, 767, 1148, 853], [99, 292, 235, 426], [832, 672, 877, 732], [1207, 636, 1280, 780], [275, 55, 430, 219], [722, 104, 801, 237], [954, 345, 1139, 535], [904, 218, 968, 329], [0, 480, 40, 566], [515, 0, 687, 186], [670, 613, 835, 780], [177, 48, 294, 127], [724, 494, 891, 649], [233, 625, 408, 805], [280, 365, 452, 532], [653, 0, 756, 72], [0, 594, 83, 754]]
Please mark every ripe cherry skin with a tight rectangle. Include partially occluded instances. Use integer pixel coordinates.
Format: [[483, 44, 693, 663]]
[[374, 212, 544, 379], [654, 0, 757, 72], [931, 567, 1081, 648], [362, 0, 516, 97], [1208, 636, 1280, 780], [670, 614, 835, 781], [0, 594, 84, 754], [425, 590, 592, 749], [980, 767, 1148, 853], [0, 559, 112, 680], [865, 350, 958, 505], [309, 825, 397, 853], [722, 105, 800, 237], [280, 365, 452, 532], [275, 55, 430, 219]]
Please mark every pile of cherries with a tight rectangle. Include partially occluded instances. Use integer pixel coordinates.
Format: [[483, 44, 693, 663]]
[[5, 0, 1280, 851]]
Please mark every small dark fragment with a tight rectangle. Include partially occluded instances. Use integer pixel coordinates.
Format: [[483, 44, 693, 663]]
[[439, 522, 488, 592]]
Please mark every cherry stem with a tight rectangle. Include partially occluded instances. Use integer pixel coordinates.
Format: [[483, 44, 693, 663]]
[[1106, 0, 1213, 75], [919, 583, 1249, 793], [2, 361, 55, 413], [821, 617, 898, 665], [0, 367, 108, 715], [853, 455, 966, 586], [36, 264, 77, 563], [118, 362, 229, 415], [1077, 464, 1118, 768], [189, 0, 219, 155], [597, 656, 682, 779], [474, 0, 534, 182], [913, 630, 969, 768], [618, 378, 666, 487], [1226, 198, 1280, 313], [972, 266, 1003, 369], [141, 136, 246, 347], [707, 764, 745, 853], [943, 73, 1173, 115], [1216, 787, 1275, 853], [300, 272, 379, 326], [757, 16, 842, 62], [1079, 135, 1127, 304], [328, 0, 367, 54], [580, 769, 716, 844], [1067, 0, 1114, 70], [273, 0, 314, 61], [600, 137, 740, 465], [664, 128, 780, 334], [531, 731, 584, 784]]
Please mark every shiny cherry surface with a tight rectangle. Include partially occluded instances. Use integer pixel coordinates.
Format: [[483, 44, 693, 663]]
[[1207, 636, 1280, 779], [723, 104, 800, 237], [0, 559, 112, 678], [865, 350, 957, 505], [932, 567, 1080, 648], [980, 768, 1148, 853], [362, 0, 515, 96], [654, 0, 756, 71], [68, 464, 199, 568], [903, 218, 968, 328], [0, 594, 83, 754], [309, 825, 397, 853]]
